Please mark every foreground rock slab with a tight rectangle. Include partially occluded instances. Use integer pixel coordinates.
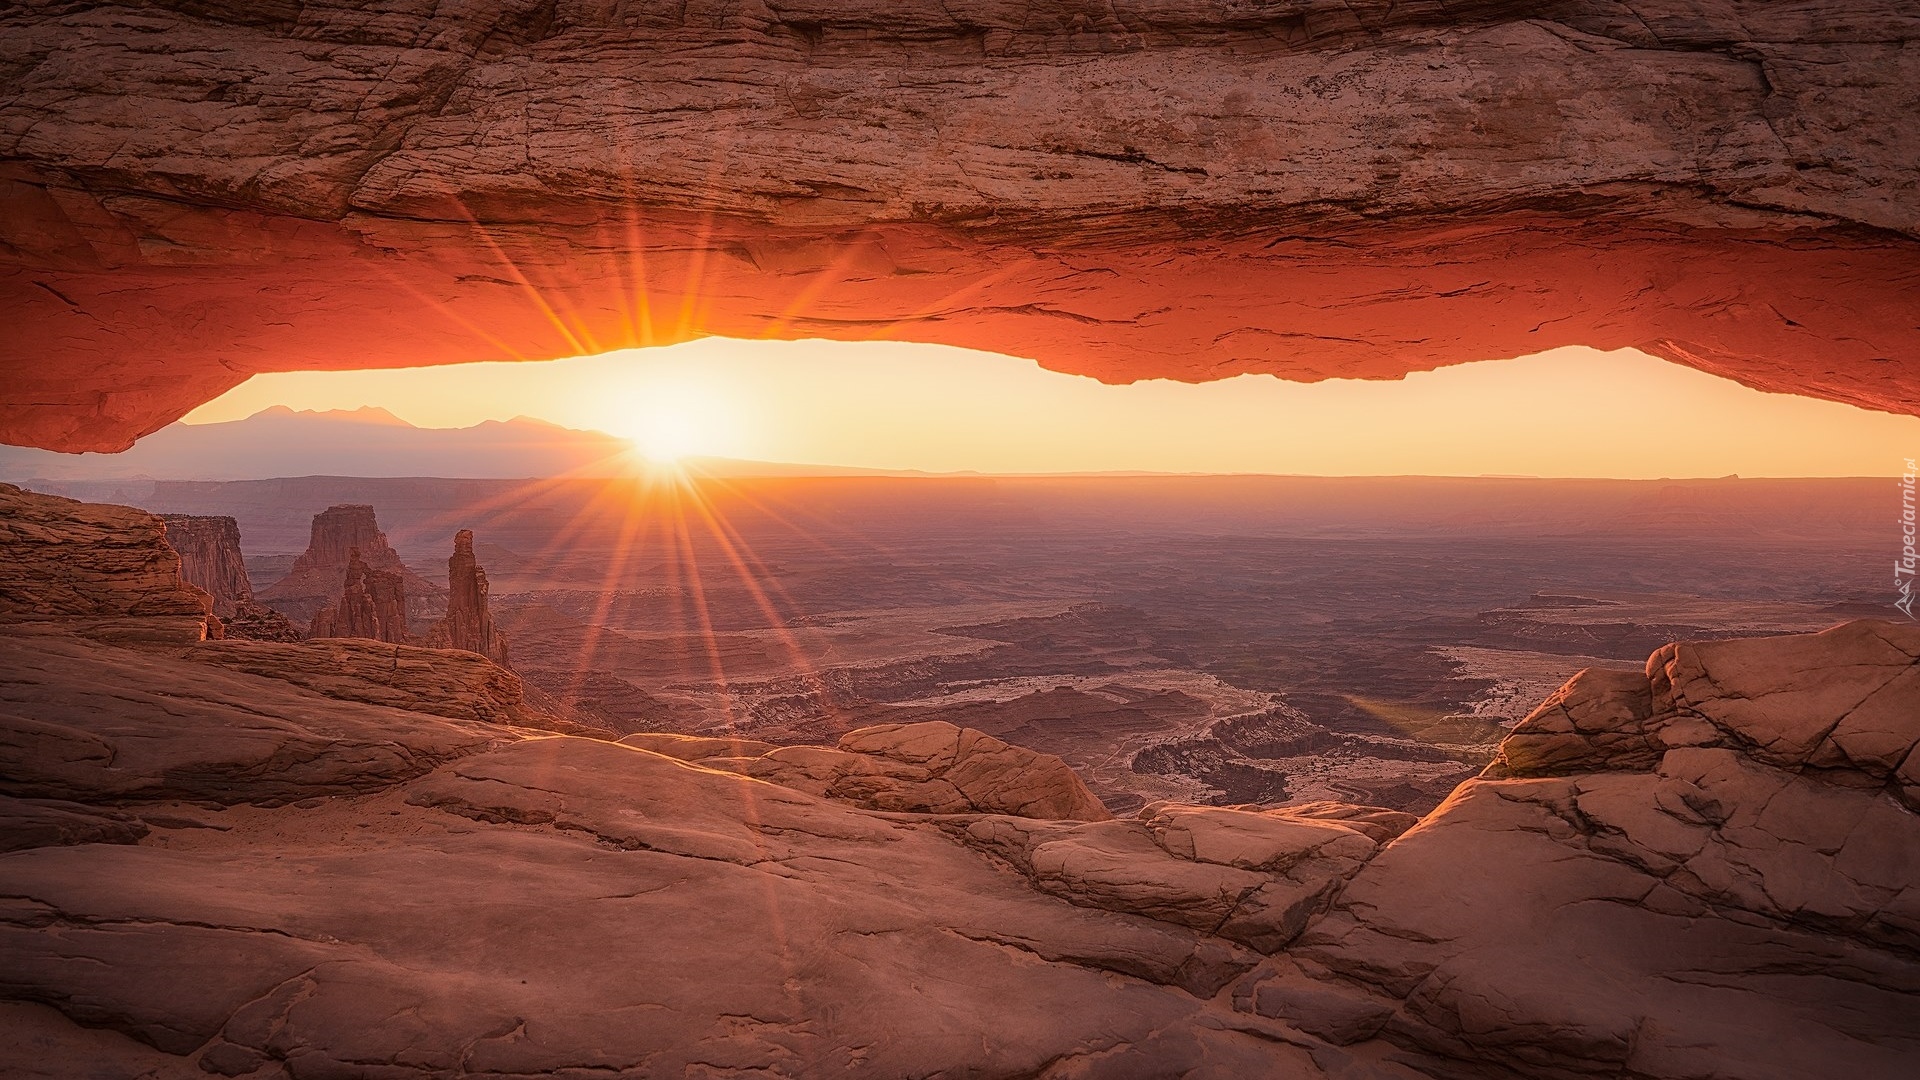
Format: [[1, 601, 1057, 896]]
[[0, 632, 503, 806], [703, 720, 1115, 821], [1266, 619, 1920, 1079], [3, 735, 1350, 1079]]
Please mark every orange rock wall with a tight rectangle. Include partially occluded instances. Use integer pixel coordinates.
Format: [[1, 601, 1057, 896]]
[[3, 1, 1916, 450]]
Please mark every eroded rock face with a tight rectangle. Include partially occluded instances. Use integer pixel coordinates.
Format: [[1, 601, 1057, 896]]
[[258, 504, 432, 628], [1266, 619, 1920, 1079], [218, 601, 304, 643], [307, 547, 410, 645], [0, 483, 216, 643], [955, 801, 1413, 953], [158, 515, 251, 618], [183, 637, 549, 729], [2, 2, 1918, 451], [423, 529, 508, 665], [1488, 620, 1920, 808]]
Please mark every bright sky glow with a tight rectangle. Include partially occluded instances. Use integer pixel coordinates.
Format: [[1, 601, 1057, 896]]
[[180, 340, 1920, 477]]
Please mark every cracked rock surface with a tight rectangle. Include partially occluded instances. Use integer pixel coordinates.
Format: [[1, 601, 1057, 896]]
[[1269, 619, 1920, 1079], [3, 2, 1918, 450], [693, 719, 1115, 821], [0, 486, 1916, 1078], [2, 677, 1338, 1078]]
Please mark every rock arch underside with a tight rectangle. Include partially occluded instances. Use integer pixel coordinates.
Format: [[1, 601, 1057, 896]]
[[1, 0, 1917, 452]]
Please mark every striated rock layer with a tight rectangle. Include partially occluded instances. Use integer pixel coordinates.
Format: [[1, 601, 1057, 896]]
[[308, 548, 410, 645], [157, 515, 251, 618], [0, 483, 217, 643], [631, 720, 1116, 821], [258, 504, 436, 628], [2, 2, 1919, 450]]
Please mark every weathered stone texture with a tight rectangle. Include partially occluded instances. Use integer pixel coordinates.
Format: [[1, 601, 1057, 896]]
[[0, 482, 216, 643], [2, 1, 1917, 450], [423, 528, 509, 665], [158, 515, 251, 618]]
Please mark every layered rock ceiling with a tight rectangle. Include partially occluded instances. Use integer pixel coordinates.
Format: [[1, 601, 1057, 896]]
[[2, 1, 1917, 451]]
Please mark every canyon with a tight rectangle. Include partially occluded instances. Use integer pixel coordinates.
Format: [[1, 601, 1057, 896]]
[[0, 483, 1915, 1078], [32, 470, 1883, 815], [2, 4, 1915, 1074], [3, 1, 1919, 450]]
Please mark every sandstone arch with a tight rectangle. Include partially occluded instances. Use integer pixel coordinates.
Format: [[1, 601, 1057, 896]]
[[3, 1, 1915, 451]]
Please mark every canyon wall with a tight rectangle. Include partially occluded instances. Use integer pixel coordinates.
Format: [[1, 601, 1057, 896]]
[[308, 548, 411, 645], [258, 504, 434, 627], [159, 515, 251, 618], [2, 1, 1917, 451], [0, 483, 218, 643]]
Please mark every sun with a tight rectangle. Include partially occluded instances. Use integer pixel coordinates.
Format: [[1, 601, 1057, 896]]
[[636, 409, 704, 462], [620, 379, 734, 465]]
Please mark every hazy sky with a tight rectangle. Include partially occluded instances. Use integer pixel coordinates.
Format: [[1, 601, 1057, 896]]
[[181, 340, 1920, 477]]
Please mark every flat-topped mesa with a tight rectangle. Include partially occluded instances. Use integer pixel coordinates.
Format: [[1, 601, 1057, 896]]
[[309, 547, 410, 645], [0, 483, 219, 644], [258, 503, 436, 626], [158, 514, 251, 617], [425, 529, 509, 666]]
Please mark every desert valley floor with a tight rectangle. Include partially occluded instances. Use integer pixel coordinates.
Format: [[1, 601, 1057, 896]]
[[29, 472, 1896, 815]]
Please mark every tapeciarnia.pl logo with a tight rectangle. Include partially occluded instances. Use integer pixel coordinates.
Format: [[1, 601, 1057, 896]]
[[1899, 458, 1918, 620]]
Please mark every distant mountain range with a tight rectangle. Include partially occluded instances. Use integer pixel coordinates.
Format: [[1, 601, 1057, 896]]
[[0, 407, 905, 481]]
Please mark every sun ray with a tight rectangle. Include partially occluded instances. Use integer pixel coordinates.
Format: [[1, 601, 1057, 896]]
[[754, 230, 882, 342], [447, 196, 594, 357]]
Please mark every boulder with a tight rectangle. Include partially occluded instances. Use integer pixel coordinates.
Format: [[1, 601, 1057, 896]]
[[958, 802, 1397, 953], [1489, 620, 1920, 809], [219, 600, 304, 643]]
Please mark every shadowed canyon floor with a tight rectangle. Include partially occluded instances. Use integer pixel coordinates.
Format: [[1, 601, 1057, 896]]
[[1, 484, 1917, 1078]]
